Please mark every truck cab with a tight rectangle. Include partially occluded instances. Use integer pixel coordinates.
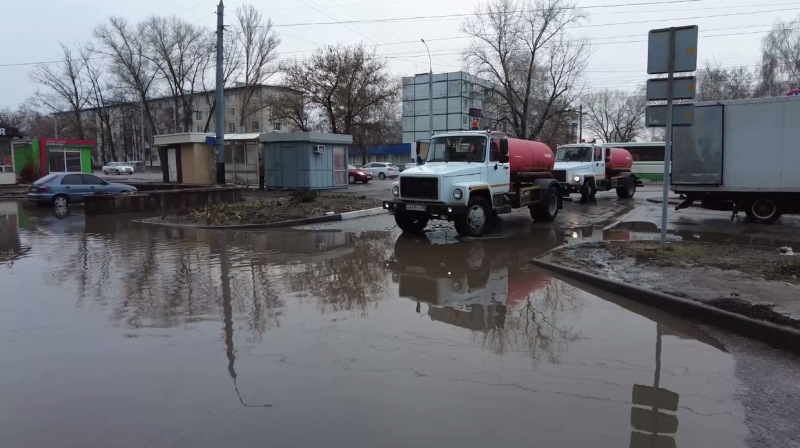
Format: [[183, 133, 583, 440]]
[[383, 131, 562, 237], [553, 143, 637, 203]]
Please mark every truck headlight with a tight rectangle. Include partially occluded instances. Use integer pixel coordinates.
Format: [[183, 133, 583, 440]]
[[392, 186, 400, 196], [573, 175, 581, 183], [453, 188, 463, 200]]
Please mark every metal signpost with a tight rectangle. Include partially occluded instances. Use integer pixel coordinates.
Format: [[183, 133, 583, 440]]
[[646, 25, 698, 247]]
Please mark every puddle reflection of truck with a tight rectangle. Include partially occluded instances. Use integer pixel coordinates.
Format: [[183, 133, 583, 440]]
[[386, 233, 559, 330], [383, 131, 562, 237], [674, 96, 800, 223]]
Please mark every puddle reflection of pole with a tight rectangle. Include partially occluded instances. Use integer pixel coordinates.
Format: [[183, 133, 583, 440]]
[[630, 323, 679, 448], [219, 236, 271, 408]]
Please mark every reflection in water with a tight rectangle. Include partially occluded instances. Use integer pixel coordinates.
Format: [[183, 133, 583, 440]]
[[0, 202, 759, 447], [0, 202, 30, 265], [388, 231, 582, 362]]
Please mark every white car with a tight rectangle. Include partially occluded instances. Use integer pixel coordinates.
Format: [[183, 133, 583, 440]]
[[102, 162, 134, 175], [361, 162, 400, 180]]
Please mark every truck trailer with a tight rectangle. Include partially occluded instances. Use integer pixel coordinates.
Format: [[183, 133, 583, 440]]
[[673, 96, 800, 223], [383, 131, 562, 237]]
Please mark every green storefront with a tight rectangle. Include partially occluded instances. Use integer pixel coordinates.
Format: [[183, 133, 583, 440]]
[[13, 138, 94, 177]]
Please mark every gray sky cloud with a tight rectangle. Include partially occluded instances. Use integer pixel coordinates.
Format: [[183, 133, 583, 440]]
[[2, 0, 796, 110]]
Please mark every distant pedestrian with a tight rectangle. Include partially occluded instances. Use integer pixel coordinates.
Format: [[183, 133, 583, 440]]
[[416, 154, 424, 165], [258, 156, 265, 189]]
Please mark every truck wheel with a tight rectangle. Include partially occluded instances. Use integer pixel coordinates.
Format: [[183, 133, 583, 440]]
[[530, 186, 560, 222], [616, 177, 636, 199], [454, 196, 490, 237], [579, 181, 591, 203], [744, 198, 782, 224], [395, 211, 429, 233]]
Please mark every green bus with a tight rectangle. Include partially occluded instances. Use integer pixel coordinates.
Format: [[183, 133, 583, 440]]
[[601, 141, 666, 182]]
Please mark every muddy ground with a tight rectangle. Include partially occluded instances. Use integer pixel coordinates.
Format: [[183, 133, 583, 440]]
[[151, 193, 381, 226], [540, 241, 800, 329]]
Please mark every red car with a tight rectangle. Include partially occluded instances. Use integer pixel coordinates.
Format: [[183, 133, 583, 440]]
[[348, 165, 373, 184]]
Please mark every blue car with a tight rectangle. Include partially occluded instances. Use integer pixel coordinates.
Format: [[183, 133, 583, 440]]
[[27, 173, 137, 207]]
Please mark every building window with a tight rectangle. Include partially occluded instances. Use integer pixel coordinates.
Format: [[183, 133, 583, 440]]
[[228, 108, 235, 117], [228, 93, 237, 102], [195, 111, 202, 120], [252, 121, 260, 131], [0, 140, 12, 173], [228, 123, 235, 133], [462, 115, 468, 126], [196, 126, 202, 132], [274, 122, 282, 131]]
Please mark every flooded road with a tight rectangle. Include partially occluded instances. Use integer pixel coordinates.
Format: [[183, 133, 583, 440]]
[[0, 200, 795, 447]]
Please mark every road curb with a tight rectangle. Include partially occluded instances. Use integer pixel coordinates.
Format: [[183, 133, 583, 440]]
[[134, 206, 386, 229], [646, 197, 681, 205], [530, 258, 800, 355]]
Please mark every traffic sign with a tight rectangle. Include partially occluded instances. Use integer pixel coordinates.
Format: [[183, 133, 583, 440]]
[[648, 26, 698, 74], [632, 384, 680, 411], [647, 77, 696, 101], [646, 104, 695, 127]]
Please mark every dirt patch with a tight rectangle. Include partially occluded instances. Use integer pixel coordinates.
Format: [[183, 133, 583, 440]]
[[149, 193, 381, 226], [540, 241, 800, 329]]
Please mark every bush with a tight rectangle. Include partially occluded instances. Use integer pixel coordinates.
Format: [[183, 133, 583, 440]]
[[16, 160, 41, 184], [290, 189, 318, 203]]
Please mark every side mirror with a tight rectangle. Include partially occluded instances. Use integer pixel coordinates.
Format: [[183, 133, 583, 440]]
[[500, 138, 509, 156]]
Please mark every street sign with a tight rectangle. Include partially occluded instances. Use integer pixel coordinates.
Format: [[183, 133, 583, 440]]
[[647, 77, 696, 101], [647, 26, 699, 74], [646, 104, 695, 127], [630, 432, 678, 448], [631, 407, 679, 433], [632, 384, 680, 411]]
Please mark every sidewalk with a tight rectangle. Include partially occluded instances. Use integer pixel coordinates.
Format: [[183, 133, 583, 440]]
[[534, 241, 800, 352]]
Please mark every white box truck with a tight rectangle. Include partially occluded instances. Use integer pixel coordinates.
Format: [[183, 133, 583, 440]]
[[673, 96, 800, 223]]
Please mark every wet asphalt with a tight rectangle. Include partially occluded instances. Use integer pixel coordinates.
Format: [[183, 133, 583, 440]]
[[1, 189, 799, 448]]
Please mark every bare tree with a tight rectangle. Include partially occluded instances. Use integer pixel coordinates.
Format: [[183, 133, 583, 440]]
[[351, 92, 402, 164], [270, 88, 315, 132], [235, 5, 281, 132], [200, 31, 240, 132], [30, 42, 90, 139], [80, 45, 118, 163], [697, 60, 754, 101], [462, 0, 590, 139], [280, 44, 396, 136], [143, 16, 209, 133], [583, 88, 646, 143], [0, 102, 54, 138], [757, 14, 800, 97], [94, 17, 159, 135]]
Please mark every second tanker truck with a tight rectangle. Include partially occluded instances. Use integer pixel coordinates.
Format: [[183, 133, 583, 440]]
[[383, 131, 562, 237]]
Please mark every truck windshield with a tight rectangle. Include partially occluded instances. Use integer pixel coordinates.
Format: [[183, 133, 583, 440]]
[[427, 136, 487, 163], [555, 146, 593, 163]]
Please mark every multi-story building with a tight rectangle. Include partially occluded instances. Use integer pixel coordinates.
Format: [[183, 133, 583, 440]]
[[78, 84, 297, 165], [401, 71, 507, 144]]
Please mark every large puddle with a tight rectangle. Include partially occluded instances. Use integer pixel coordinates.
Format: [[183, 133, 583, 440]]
[[0, 201, 754, 447]]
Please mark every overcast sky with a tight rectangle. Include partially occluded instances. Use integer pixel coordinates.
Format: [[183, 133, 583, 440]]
[[2, 0, 797, 110]]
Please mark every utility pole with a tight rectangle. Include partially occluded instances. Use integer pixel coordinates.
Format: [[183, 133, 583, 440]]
[[215, 0, 226, 185], [578, 104, 583, 143], [421, 39, 433, 139], [53, 113, 58, 139]]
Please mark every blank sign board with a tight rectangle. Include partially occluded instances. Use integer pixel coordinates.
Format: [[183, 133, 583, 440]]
[[646, 77, 696, 101], [647, 26, 698, 74], [646, 104, 695, 127]]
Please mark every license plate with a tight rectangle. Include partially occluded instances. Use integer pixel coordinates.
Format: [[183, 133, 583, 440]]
[[405, 266, 426, 274], [406, 204, 426, 212]]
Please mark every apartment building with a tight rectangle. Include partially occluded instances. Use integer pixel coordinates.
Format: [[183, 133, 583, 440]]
[[401, 71, 507, 144], [80, 84, 296, 165]]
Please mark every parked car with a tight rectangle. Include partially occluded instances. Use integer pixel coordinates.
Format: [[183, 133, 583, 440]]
[[361, 162, 400, 180], [348, 165, 372, 184], [102, 162, 134, 175], [404, 161, 417, 171], [27, 173, 137, 207]]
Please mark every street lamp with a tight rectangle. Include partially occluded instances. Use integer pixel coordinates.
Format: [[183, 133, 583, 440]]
[[421, 39, 433, 139]]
